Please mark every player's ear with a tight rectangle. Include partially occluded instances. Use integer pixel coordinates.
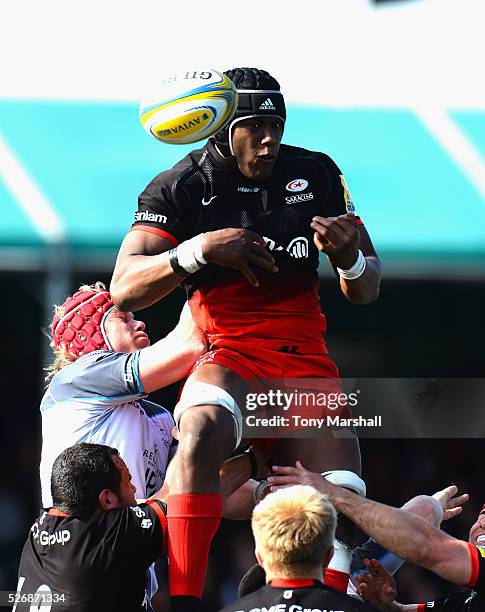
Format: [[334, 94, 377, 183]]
[[99, 488, 119, 511], [255, 547, 264, 568], [323, 544, 334, 568]]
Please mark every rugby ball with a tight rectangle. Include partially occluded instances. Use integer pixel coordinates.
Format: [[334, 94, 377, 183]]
[[139, 69, 238, 144]]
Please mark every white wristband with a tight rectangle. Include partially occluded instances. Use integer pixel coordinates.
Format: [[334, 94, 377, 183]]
[[193, 233, 207, 265], [337, 249, 366, 280], [177, 234, 207, 274], [253, 480, 271, 505]]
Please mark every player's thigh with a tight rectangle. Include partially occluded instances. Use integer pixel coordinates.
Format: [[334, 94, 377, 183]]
[[269, 434, 362, 475], [186, 363, 251, 411], [177, 363, 251, 451]]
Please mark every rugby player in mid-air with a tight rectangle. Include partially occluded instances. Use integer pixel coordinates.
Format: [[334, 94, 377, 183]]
[[111, 67, 382, 610]]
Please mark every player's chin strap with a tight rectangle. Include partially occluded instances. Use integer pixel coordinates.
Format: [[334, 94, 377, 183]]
[[321, 470, 366, 594], [100, 305, 116, 350]]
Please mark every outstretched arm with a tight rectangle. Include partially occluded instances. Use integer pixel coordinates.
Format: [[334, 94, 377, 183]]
[[349, 485, 469, 585], [268, 462, 474, 586]]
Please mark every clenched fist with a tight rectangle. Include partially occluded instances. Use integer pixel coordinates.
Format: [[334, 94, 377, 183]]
[[311, 212, 360, 269]]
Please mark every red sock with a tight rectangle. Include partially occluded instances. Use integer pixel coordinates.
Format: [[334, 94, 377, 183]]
[[167, 493, 222, 599]]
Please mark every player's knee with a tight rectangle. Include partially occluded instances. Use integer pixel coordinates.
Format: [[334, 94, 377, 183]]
[[179, 404, 234, 448], [174, 382, 243, 452]]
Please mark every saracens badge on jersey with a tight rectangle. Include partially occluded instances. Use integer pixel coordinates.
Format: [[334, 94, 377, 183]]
[[286, 179, 309, 192], [340, 175, 355, 213]]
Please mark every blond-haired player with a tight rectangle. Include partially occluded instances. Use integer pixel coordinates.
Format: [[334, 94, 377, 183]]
[[219, 485, 376, 611]]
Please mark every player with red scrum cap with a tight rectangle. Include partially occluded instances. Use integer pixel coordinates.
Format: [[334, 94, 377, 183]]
[[41, 282, 205, 509]]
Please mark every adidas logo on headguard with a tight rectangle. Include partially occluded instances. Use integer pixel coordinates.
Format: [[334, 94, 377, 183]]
[[259, 97, 276, 111]]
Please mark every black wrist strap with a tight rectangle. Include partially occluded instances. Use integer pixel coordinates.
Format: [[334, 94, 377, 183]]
[[168, 248, 190, 278], [245, 448, 258, 480]]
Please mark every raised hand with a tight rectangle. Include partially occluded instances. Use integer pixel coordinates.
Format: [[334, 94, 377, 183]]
[[311, 212, 361, 269]]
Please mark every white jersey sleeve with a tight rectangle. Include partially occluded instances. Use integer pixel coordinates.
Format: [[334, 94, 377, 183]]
[[39, 351, 173, 507], [43, 350, 144, 405]]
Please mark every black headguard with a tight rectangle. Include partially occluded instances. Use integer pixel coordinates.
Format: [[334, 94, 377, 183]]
[[213, 67, 286, 156]]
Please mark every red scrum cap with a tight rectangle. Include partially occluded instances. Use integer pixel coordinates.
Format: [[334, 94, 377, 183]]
[[51, 287, 115, 360]]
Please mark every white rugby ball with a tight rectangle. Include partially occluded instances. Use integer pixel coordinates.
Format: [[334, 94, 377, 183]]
[[139, 69, 238, 145]]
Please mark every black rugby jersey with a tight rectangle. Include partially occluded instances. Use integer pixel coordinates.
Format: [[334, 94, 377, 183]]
[[132, 140, 359, 346], [218, 578, 378, 612], [134, 139, 357, 283], [15, 501, 166, 611], [415, 544, 485, 612], [421, 590, 482, 611]]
